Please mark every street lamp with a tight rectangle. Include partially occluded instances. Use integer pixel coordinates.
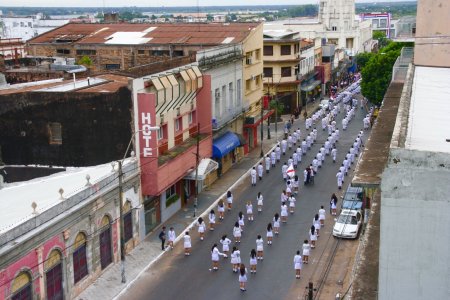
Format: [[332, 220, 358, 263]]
[[118, 126, 159, 283]]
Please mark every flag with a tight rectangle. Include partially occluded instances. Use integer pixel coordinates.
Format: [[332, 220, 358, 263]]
[[287, 164, 295, 178]]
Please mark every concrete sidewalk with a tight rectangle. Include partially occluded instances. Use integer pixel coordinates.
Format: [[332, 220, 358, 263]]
[[76, 101, 320, 300]]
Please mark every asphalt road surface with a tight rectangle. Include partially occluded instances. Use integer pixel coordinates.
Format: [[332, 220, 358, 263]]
[[120, 103, 368, 300]]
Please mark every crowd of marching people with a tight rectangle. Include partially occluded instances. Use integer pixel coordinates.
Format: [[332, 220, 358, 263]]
[[158, 78, 370, 292]]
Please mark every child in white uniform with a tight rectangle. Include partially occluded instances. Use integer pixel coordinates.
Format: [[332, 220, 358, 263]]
[[233, 222, 242, 243], [210, 244, 224, 271], [293, 250, 303, 279], [231, 247, 241, 273], [226, 190, 233, 210], [257, 192, 263, 212], [208, 210, 216, 231], [246, 201, 254, 221], [217, 200, 225, 220], [220, 235, 231, 258], [281, 202, 289, 223], [168, 227, 176, 250], [273, 213, 280, 235], [319, 206, 326, 226], [238, 211, 245, 231], [197, 217, 206, 241], [266, 223, 273, 245], [249, 249, 257, 274], [302, 240, 311, 264], [183, 232, 191, 256], [288, 196, 296, 214], [256, 235, 264, 260]]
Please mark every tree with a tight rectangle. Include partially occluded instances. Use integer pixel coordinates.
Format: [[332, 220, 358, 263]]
[[373, 31, 388, 49], [77, 56, 92, 67], [356, 52, 375, 70], [270, 99, 284, 121]]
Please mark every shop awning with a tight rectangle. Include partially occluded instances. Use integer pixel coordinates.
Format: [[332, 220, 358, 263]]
[[212, 131, 241, 158], [184, 158, 219, 181], [300, 80, 322, 92]]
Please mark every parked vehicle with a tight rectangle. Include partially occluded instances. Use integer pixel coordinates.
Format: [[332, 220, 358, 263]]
[[341, 186, 365, 211], [332, 209, 363, 239]]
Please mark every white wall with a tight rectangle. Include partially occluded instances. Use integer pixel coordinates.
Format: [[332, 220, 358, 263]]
[[0, 16, 69, 41]]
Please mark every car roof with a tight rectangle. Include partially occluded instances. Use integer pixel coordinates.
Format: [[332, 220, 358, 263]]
[[340, 209, 360, 216]]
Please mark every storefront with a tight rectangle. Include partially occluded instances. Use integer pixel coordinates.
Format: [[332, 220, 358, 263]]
[[143, 196, 160, 235], [184, 158, 219, 193], [300, 79, 322, 105], [212, 131, 243, 176]]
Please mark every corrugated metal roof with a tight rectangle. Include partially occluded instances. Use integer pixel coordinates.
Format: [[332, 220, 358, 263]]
[[28, 23, 260, 46]]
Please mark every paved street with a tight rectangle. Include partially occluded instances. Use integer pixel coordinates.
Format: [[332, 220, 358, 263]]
[[119, 102, 369, 300]]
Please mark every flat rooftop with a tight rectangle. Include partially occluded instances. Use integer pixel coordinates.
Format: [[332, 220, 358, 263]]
[[405, 66, 450, 154]]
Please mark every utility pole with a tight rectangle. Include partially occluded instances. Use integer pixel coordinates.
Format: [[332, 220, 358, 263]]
[[193, 122, 200, 218], [260, 98, 264, 158], [308, 282, 314, 300], [117, 160, 126, 283]]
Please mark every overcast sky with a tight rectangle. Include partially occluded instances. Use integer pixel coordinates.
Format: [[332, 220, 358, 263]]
[[4, 0, 408, 7]]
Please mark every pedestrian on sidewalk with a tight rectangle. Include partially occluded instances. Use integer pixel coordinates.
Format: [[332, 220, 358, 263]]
[[218, 200, 225, 220], [246, 201, 254, 221], [257, 162, 264, 181], [183, 232, 191, 256], [239, 264, 248, 291], [294, 250, 303, 279], [257, 192, 263, 212], [266, 223, 273, 245], [233, 222, 242, 243], [249, 249, 257, 274], [238, 211, 245, 231], [231, 247, 241, 273], [256, 235, 264, 260], [209, 210, 216, 231], [265, 155, 271, 173], [302, 240, 310, 264], [168, 227, 176, 250], [309, 225, 317, 249], [227, 190, 233, 211], [319, 206, 326, 227], [159, 226, 166, 251], [281, 202, 288, 223], [197, 217, 206, 241], [289, 195, 296, 214], [250, 167, 257, 187], [273, 213, 281, 235], [220, 235, 232, 258], [210, 244, 224, 271]]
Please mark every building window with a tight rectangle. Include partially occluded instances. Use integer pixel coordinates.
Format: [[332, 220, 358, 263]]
[[175, 117, 182, 132], [246, 79, 251, 92], [11, 272, 32, 300], [166, 185, 176, 199], [56, 49, 70, 55], [245, 52, 253, 65], [123, 201, 133, 243], [48, 122, 62, 145], [151, 50, 170, 56], [158, 126, 164, 140], [99, 216, 112, 270], [45, 250, 63, 300], [263, 45, 273, 56], [214, 88, 220, 117], [255, 49, 261, 61], [138, 50, 145, 55], [255, 75, 261, 87], [76, 49, 96, 55], [228, 82, 233, 107], [236, 79, 242, 106], [332, 26, 337, 31], [188, 111, 196, 125], [263, 67, 273, 78], [281, 67, 291, 77], [73, 233, 88, 284], [280, 45, 291, 55], [173, 50, 184, 57]]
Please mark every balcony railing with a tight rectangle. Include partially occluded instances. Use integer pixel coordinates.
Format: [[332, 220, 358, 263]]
[[212, 105, 244, 130]]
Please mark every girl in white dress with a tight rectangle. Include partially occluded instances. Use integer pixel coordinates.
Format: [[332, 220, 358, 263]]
[[257, 192, 263, 212], [302, 239, 311, 264], [293, 250, 303, 279], [319, 206, 326, 226], [210, 244, 224, 271], [266, 223, 273, 245], [289, 196, 296, 214], [231, 246, 241, 273], [280, 190, 288, 203], [220, 234, 231, 258], [256, 235, 264, 260], [246, 201, 254, 221], [293, 175, 299, 195], [183, 232, 191, 256], [168, 227, 176, 250], [233, 222, 242, 243], [331, 199, 337, 216], [313, 214, 321, 237], [226, 190, 233, 211], [239, 264, 248, 291], [309, 225, 317, 249], [197, 217, 206, 241], [238, 211, 245, 231], [273, 213, 280, 235], [209, 210, 216, 231], [217, 200, 225, 220], [249, 249, 257, 274], [281, 202, 288, 223]]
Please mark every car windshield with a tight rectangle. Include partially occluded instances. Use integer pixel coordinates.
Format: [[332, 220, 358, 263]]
[[337, 214, 357, 225]]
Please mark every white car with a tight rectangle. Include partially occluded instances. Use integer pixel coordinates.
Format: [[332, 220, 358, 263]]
[[319, 99, 330, 111], [332, 209, 363, 239]]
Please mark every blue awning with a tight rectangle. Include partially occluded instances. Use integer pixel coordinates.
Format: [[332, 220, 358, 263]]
[[212, 132, 241, 159]]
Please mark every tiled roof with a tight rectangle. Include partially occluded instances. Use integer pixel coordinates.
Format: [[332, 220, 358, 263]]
[[28, 22, 260, 46]]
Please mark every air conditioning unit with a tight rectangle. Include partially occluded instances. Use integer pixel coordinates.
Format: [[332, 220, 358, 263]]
[[246, 57, 253, 65], [251, 75, 257, 81]]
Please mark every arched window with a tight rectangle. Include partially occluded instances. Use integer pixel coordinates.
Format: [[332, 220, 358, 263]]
[[11, 271, 32, 300], [123, 201, 133, 243], [99, 216, 112, 269], [73, 233, 88, 284], [45, 249, 63, 300]]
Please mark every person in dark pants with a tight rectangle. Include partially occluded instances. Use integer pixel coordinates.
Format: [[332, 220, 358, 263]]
[[159, 226, 166, 251]]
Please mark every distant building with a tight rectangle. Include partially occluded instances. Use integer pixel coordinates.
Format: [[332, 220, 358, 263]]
[[359, 12, 393, 38]]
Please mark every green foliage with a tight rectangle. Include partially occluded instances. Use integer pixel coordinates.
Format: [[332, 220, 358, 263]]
[[77, 55, 92, 67], [166, 194, 179, 208], [119, 11, 147, 21], [270, 99, 284, 117], [356, 52, 375, 70], [274, 5, 318, 18], [373, 31, 388, 48], [360, 42, 413, 105], [206, 14, 213, 21]]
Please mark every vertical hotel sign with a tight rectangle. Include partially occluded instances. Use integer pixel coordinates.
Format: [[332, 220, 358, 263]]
[[137, 93, 157, 195]]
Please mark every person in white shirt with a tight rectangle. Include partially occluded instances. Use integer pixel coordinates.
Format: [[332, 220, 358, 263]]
[[324, 139, 331, 155], [168, 227, 176, 250], [306, 135, 312, 149], [293, 250, 303, 279], [238, 211, 245, 231], [301, 139, 307, 154], [250, 167, 257, 187], [257, 192, 263, 212], [293, 175, 299, 195], [183, 232, 192, 256], [293, 152, 299, 169], [331, 147, 337, 163], [320, 146, 326, 161], [238, 264, 248, 292], [231, 246, 241, 273], [280, 190, 288, 203], [266, 223, 273, 245], [227, 190, 233, 211], [273, 213, 280, 235], [342, 118, 348, 130], [210, 244, 224, 271], [287, 135, 293, 150], [302, 239, 311, 264], [313, 214, 321, 237], [209, 210, 216, 231], [246, 201, 254, 221], [249, 249, 257, 274], [256, 235, 264, 260], [233, 222, 242, 244], [336, 170, 344, 190], [271, 151, 276, 167], [220, 234, 231, 258], [288, 196, 296, 214], [309, 225, 317, 248], [197, 217, 206, 241], [281, 139, 288, 156], [319, 206, 326, 227], [343, 158, 350, 175], [281, 202, 289, 223], [257, 163, 264, 181], [312, 157, 318, 174], [288, 157, 293, 167], [217, 200, 225, 220], [317, 152, 323, 168], [275, 144, 281, 161], [282, 163, 288, 182], [265, 155, 271, 173]]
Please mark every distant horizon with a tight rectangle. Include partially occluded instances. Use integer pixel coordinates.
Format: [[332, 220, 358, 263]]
[[0, 0, 417, 8]]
